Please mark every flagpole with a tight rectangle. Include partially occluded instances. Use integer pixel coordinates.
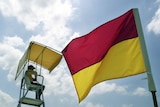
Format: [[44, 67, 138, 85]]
[[151, 91, 158, 107], [133, 8, 158, 107]]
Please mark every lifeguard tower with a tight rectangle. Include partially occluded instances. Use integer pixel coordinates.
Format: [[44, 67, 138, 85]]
[[15, 41, 62, 107]]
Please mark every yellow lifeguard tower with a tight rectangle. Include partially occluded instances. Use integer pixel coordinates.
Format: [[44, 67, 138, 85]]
[[15, 41, 62, 107]]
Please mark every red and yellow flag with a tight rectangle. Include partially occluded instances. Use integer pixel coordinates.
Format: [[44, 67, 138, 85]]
[[62, 9, 146, 102]]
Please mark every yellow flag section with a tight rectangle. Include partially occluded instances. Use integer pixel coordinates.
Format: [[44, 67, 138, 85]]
[[73, 38, 146, 101], [15, 41, 62, 80], [62, 8, 146, 102]]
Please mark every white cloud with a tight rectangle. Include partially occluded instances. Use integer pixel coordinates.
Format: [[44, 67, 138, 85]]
[[0, 90, 16, 107], [0, 0, 74, 30], [132, 87, 149, 96], [90, 82, 128, 95], [0, 0, 77, 51], [0, 36, 25, 81], [147, 7, 160, 35], [87, 82, 149, 98], [85, 102, 104, 107], [3, 35, 25, 47], [43, 61, 76, 97]]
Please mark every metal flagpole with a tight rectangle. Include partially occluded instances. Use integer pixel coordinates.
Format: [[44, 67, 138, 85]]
[[151, 91, 158, 107], [133, 8, 158, 107]]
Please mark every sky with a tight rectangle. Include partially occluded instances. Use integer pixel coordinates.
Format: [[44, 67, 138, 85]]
[[0, 0, 160, 107]]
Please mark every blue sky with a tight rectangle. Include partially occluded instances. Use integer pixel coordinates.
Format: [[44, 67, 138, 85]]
[[0, 0, 160, 107]]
